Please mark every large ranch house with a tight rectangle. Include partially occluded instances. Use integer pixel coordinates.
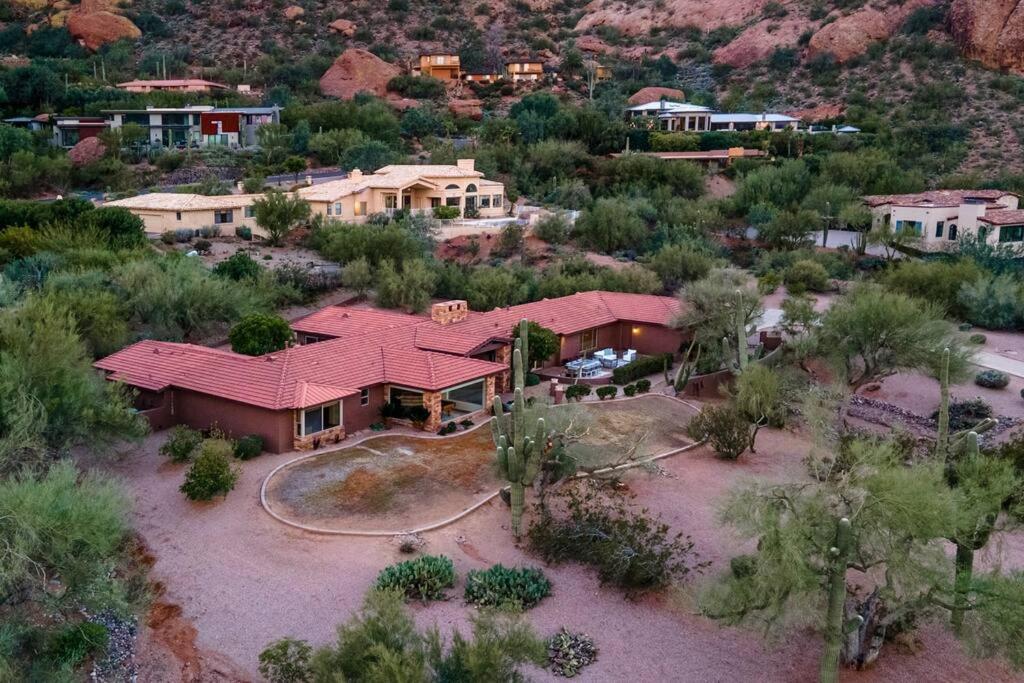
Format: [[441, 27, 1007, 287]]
[[95, 292, 686, 453], [863, 189, 1022, 251], [105, 160, 506, 236]]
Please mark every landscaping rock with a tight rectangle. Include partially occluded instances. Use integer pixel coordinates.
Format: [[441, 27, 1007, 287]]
[[284, 5, 304, 20]]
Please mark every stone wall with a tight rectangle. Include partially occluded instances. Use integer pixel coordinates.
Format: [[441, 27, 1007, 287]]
[[293, 423, 346, 451], [423, 390, 443, 432]]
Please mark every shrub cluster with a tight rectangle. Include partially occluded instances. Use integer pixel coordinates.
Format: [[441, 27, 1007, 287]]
[[180, 439, 239, 501], [159, 425, 203, 463], [547, 628, 598, 678], [48, 622, 109, 667], [374, 555, 455, 601], [595, 386, 618, 400], [687, 404, 750, 460], [975, 370, 1010, 390], [611, 353, 672, 385], [565, 384, 591, 401], [527, 483, 702, 594], [635, 378, 651, 393], [932, 398, 993, 431], [233, 435, 264, 460], [464, 564, 552, 610]]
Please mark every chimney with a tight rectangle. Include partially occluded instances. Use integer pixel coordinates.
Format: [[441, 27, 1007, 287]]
[[305, 174, 313, 186], [349, 168, 363, 180], [456, 158, 475, 172], [431, 300, 468, 325]]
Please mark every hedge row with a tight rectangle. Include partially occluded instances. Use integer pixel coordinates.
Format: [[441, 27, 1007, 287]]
[[611, 353, 673, 385]]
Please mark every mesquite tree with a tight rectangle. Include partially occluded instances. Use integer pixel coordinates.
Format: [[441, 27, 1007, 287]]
[[491, 319, 546, 538]]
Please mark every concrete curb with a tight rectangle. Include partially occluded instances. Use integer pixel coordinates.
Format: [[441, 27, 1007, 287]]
[[259, 394, 705, 537]]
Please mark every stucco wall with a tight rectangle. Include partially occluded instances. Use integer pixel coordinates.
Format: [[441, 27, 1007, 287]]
[[553, 322, 684, 364], [342, 384, 389, 433], [172, 389, 294, 453]]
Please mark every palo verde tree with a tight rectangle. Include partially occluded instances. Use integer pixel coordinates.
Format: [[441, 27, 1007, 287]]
[[253, 189, 311, 247], [674, 268, 762, 366], [813, 284, 971, 390], [491, 318, 547, 538]]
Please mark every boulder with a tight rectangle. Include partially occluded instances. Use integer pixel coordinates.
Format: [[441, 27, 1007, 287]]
[[786, 103, 845, 122], [807, 0, 935, 63], [449, 98, 483, 120], [575, 34, 612, 54], [67, 10, 141, 51], [319, 48, 401, 100], [713, 18, 807, 68], [575, 0, 766, 36], [68, 137, 106, 167], [950, 0, 1024, 73], [328, 18, 357, 36], [628, 86, 686, 106], [284, 5, 304, 20]]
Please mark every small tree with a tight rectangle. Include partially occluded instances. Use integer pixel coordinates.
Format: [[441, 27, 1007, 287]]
[[229, 313, 293, 356], [674, 268, 762, 358], [687, 404, 750, 460], [732, 363, 783, 452], [341, 256, 374, 298], [253, 189, 311, 247], [180, 439, 239, 501], [511, 320, 559, 369], [283, 155, 306, 184]]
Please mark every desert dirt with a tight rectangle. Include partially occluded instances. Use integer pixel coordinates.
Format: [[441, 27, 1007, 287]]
[[100, 396, 1024, 682]]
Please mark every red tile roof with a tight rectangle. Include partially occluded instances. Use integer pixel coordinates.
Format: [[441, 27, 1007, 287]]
[[863, 189, 1015, 208], [95, 291, 680, 411], [978, 209, 1024, 226]]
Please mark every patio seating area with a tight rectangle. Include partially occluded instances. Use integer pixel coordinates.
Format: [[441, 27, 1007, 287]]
[[565, 348, 636, 378]]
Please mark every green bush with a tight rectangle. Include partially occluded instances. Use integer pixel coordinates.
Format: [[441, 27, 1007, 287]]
[[595, 386, 618, 400], [236, 226, 253, 241], [958, 274, 1024, 330], [687, 404, 750, 460], [969, 333, 987, 345], [229, 313, 293, 356], [374, 555, 455, 601], [527, 483, 702, 593], [932, 398, 992, 431], [757, 271, 781, 294], [48, 622, 109, 667], [525, 372, 541, 387], [180, 439, 239, 501], [233, 434, 264, 460], [464, 564, 551, 610], [214, 251, 262, 280], [975, 370, 1010, 389], [611, 353, 672, 385], [623, 384, 637, 397], [565, 384, 591, 401], [159, 425, 203, 463], [258, 637, 312, 683], [160, 230, 175, 245], [534, 213, 570, 244], [784, 259, 829, 294], [635, 378, 651, 393], [547, 628, 598, 677], [433, 205, 460, 220]]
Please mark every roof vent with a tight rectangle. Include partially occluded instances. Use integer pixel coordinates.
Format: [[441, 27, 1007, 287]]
[[265, 355, 276, 362]]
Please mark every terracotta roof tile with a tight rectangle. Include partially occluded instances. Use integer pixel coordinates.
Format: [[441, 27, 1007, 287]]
[[978, 209, 1024, 226], [863, 189, 1015, 208]]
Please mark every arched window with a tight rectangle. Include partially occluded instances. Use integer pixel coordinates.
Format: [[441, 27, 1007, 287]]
[[445, 183, 460, 190], [947, 224, 958, 241], [466, 183, 478, 193]]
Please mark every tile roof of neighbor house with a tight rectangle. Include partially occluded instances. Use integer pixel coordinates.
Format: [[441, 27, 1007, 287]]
[[105, 193, 259, 211], [978, 209, 1024, 225], [297, 164, 489, 202], [116, 79, 229, 89], [709, 113, 800, 123], [863, 189, 1017, 208]]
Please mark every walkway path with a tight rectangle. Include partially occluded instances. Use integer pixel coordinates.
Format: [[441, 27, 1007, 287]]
[[975, 351, 1024, 378]]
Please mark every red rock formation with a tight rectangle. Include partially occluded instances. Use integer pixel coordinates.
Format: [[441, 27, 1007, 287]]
[[284, 5, 304, 20], [319, 49, 401, 100], [807, 0, 935, 63], [713, 19, 807, 68], [950, 0, 1024, 73], [68, 137, 106, 167], [66, 10, 140, 51], [328, 18, 357, 37], [786, 103, 845, 122], [628, 86, 686, 106], [449, 98, 483, 120]]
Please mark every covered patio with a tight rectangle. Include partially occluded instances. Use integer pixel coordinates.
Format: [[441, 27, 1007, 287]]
[[386, 377, 494, 431]]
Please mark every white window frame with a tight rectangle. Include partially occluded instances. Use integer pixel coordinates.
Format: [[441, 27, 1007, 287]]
[[296, 401, 342, 437], [360, 388, 370, 406]]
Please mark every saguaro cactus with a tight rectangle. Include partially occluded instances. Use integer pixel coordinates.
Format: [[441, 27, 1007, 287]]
[[935, 348, 951, 461], [820, 517, 854, 683], [491, 319, 545, 538]]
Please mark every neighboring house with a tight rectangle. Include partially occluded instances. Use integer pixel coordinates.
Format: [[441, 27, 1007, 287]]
[[51, 116, 108, 148], [612, 148, 767, 169], [296, 159, 506, 221], [709, 113, 800, 132], [104, 193, 261, 236], [625, 100, 714, 132], [505, 60, 544, 82], [416, 54, 461, 80], [463, 72, 501, 84], [95, 292, 686, 452], [863, 189, 1020, 251], [3, 114, 49, 133], [116, 78, 230, 93], [105, 105, 280, 148], [108, 159, 507, 233], [594, 65, 612, 81]]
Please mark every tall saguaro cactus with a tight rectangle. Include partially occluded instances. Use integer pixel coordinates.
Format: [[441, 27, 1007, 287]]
[[820, 517, 855, 683], [491, 319, 545, 538], [935, 348, 951, 461]]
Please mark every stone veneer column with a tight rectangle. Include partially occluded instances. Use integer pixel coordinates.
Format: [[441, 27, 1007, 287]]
[[423, 391, 442, 432], [494, 345, 511, 392], [484, 376, 496, 413]]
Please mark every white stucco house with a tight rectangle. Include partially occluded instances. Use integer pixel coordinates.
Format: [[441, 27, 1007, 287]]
[[863, 189, 1022, 251]]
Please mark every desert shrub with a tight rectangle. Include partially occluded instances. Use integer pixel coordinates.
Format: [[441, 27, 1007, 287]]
[[595, 386, 618, 400], [757, 271, 781, 294], [611, 353, 672, 385], [160, 230, 175, 245], [236, 226, 253, 240], [47, 622, 109, 667], [193, 238, 212, 253], [648, 243, 717, 290], [258, 637, 312, 683], [174, 228, 194, 243], [433, 205, 460, 220], [547, 629, 598, 677], [464, 564, 551, 610], [525, 372, 541, 387], [969, 333, 987, 344], [159, 425, 203, 463], [233, 434, 264, 460], [534, 213, 570, 244], [635, 378, 651, 393], [932, 398, 993, 431], [229, 313, 293, 355], [527, 483, 702, 593], [196, 225, 221, 238], [374, 555, 455, 601], [975, 370, 1010, 390], [565, 384, 591, 401], [784, 259, 829, 294], [958, 274, 1024, 330], [687, 404, 750, 460], [214, 251, 262, 280], [623, 384, 637, 397], [180, 439, 239, 501]]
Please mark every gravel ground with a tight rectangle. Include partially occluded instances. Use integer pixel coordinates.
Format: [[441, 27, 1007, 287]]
[[96, 415, 1024, 682], [89, 611, 137, 682]]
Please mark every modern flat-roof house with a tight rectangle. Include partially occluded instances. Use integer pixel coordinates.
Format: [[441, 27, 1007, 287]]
[[95, 291, 686, 452], [505, 60, 544, 82], [416, 54, 461, 80], [709, 113, 800, 132], [296, 159, 506, 222], [611, 148, 768, 169], [3, 114, 49, 132], [116, 78, 230, 93], [863, 189, 1021, 251], [52, 116, 109, 148], [625, 100, 714, 132], [463, 72, 501, 84], [107, 160, 507, 234], [105, 105, 281, 148]]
